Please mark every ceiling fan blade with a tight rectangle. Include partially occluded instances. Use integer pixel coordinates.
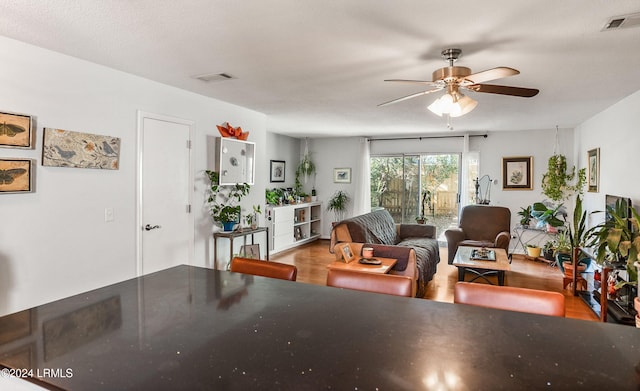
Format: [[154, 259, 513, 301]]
[[378, 88, 443, 107], [466, 83, 539, 97], [384, 79, 439, 86], [464, 67, 519, 84]]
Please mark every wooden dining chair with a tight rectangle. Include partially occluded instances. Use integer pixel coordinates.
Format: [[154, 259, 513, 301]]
[[230, 257, 297, 281], [454, 282, 565, 317], [326, 269, 413, 297]]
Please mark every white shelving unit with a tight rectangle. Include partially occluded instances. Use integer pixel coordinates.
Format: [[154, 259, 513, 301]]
[[266, 201, 322, 254]]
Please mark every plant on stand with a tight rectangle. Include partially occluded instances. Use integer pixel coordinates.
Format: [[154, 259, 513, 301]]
[[205, 170, 251, 231], [586, 201, 640, 297], [327, 190, 350, 224], [518, 205, 533, 228]]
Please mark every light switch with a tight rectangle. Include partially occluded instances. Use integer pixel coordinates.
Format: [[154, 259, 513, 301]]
[[105, 208, 114, 222]]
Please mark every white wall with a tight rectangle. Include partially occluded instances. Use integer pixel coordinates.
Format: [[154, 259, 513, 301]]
[[265, 132, 299, 190], [575, 89, 640, 227], [0, 36, 267, 315]]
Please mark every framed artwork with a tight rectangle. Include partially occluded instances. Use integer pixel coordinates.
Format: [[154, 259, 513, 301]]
[[0, 158, 34, 194], [587, 148, 600, 193], [0, 111, 34, 149], [335, 243, 356, 263], [239, 244, 260, 259], [42, 128, 121, 169], [270, 160, 285, 182], [333, 168, 351, 183], [502, 156, 533, 190]]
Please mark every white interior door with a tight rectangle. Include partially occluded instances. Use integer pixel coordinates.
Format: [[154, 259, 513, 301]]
[[137, 111, 194, 275]]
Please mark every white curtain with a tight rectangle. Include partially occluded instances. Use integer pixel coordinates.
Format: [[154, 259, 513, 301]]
[[460, 134, 477, 208], [353, 137, 371, 216]]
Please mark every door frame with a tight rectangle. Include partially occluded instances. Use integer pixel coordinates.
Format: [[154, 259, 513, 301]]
[[136, 110, 195, 276]]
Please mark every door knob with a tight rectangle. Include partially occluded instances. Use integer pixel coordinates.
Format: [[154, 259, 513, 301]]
[[144, 224, 161, 231]]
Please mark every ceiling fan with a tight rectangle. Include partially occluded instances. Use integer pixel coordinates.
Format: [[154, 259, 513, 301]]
[[378, 48, 539, 117]]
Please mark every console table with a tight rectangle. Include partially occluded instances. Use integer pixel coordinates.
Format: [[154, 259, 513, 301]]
[[213, 226, 269, 269]]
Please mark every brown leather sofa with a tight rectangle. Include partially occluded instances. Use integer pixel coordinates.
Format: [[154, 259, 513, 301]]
[[230, 257, 297, 281], [326, 269, 413, 297], [444, 205, 511, 264], [330, 209, 440, 297], [454, 282, 565, 317]]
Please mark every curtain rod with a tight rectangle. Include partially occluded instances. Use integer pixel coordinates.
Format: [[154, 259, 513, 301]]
[[368, 134, 488, 142]]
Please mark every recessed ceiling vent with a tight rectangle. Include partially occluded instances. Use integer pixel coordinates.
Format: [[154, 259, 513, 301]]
[[602, 12, 640, 31], [191, 72, 236, 82]]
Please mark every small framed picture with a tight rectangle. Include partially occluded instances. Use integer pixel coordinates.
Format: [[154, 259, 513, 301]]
[[239, 244, 260, 259], [270, 160, 285, 182], [0, 111, 34, 149], [335, 243, 356, 263], [0, 158, 34, 194], [587, 148, 600, 193], [333, 168, 351, 183], [502, 156, 533, 190]]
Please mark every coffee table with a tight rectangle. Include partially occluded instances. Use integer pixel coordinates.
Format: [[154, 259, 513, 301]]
[[452, 246, 510, 285], [328, 257, 397, 274]]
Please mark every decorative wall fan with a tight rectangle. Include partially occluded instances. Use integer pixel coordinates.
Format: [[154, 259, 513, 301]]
[[379, 48, 539, 117]]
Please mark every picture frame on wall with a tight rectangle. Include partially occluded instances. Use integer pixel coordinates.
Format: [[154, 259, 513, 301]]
[[0, 158, 34, 194], [270, 160, 285, 182], [333, 168, 351, 183], [502, 156, 533, 190], [0, 111, 34, 149], [587, 148, 600, 193]]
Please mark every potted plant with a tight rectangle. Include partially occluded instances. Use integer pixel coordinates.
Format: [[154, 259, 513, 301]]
[[542, 240, 556, 261], [327, 190, 350, 223], [244, 205, 262, 230], [531, 201, 567, 232], [586, 200, 640, 296], [205, 170, 251, 231], [540, 154, 586, 202], [265, 188, 284, 205], [518, 205, 533, 228], [415, 191, 429, 224], [526, 243, 542, 258]]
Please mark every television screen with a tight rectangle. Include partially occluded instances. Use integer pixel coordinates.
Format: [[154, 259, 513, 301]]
[[605, 194, 632, 227]]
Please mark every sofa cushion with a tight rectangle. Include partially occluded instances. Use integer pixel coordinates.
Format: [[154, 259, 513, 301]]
[[344, 209, 398, 245]]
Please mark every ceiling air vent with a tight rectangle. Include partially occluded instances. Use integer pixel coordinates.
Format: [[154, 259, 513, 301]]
[[191, 72, 236, 82], [602, 12, 640, 31]]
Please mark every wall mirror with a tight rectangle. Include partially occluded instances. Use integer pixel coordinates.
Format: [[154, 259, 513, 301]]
[[215, 137, 255, 185]]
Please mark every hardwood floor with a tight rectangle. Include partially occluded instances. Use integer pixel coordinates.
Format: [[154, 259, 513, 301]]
[[270, 239, 599, 322]]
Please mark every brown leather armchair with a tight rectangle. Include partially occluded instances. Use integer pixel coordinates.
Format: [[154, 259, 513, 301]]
[[230, 257, 297, 281], [444, 205, 511, 264], [454, 282, 565, 317]]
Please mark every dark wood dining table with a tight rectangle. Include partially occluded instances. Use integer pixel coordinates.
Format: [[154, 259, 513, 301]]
[[0, 265, 638, 390]]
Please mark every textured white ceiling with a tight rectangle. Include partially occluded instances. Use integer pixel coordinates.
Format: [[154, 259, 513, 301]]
[[1, 0, 639, 137]]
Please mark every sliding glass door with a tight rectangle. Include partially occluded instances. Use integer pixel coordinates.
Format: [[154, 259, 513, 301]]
[[370, 153, 460, 240]]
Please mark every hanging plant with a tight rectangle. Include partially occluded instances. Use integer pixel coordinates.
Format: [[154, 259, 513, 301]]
[[541, 154, 585, 202]]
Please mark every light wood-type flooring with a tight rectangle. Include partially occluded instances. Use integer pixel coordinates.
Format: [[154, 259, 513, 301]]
[[270, 239, 599, 322]]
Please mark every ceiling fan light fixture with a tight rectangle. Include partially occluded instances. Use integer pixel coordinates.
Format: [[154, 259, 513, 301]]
[[427, 91, 477, 117]]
